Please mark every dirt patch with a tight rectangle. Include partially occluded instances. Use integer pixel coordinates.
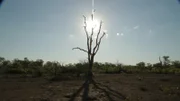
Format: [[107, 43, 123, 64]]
[[0, 74, 180, 101]]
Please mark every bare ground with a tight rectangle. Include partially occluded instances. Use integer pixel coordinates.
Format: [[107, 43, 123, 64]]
[[0, 74, 180, 101]]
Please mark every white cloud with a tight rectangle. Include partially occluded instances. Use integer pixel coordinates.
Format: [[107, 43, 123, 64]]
[[133, 25, 139, 29]]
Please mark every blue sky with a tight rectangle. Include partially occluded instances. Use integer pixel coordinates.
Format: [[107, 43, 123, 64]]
[[0, 0, 180, 65]]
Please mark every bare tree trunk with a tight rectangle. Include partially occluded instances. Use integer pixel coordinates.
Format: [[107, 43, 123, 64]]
[[88, 55, 94, 82]]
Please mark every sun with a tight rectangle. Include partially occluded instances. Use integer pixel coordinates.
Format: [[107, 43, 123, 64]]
[[86, 18, 100, 33]]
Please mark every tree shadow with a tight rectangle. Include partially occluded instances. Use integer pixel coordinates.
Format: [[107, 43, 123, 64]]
[[68, 78, 126, 101], [92, 80, 126, 101], [68, 79, 90, 101]]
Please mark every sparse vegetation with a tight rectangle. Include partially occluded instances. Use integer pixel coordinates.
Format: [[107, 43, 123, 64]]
[[0, 56, 180, 100], [0, 56, 180, 78]]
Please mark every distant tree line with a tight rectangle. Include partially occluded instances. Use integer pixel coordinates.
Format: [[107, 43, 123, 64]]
[[0, 56, 180, 78], [136, 56, 180, 68]]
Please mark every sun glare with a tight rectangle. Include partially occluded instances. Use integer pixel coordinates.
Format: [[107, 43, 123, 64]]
[[86, 18, 100, 33]]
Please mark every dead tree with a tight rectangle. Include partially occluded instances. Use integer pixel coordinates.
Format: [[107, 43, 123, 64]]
[[72, 11, 106, 81]]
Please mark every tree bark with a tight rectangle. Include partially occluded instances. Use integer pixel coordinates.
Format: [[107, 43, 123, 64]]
[[88, 55, 94, 82]]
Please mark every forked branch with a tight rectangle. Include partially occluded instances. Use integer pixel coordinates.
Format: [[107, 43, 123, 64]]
[[93, 32, 106, 54], [83, 15, 90, 52], [96, 21, 103, 44], [74, 14, 105, 61]]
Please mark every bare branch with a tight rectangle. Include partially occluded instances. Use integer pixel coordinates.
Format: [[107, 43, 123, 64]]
[[96, 21, 103, 45], [90, 11, 95, 38], [72, 47, 88, 54], [89, 13, 95, 55], [93, 21, 103, 54], [83, 15, 90, 52], [83, 15, 87, 26], [90, 28, 94, 37], [91, 14, 93, 22], [93, 32, 106, 54], [83, 15, 89, 38], [84, 26, 90, 49], [99, 32, 106, 44], [89, 35, 93, 55], [93, 42, 99, 55], [89, 10, 95, 55]]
